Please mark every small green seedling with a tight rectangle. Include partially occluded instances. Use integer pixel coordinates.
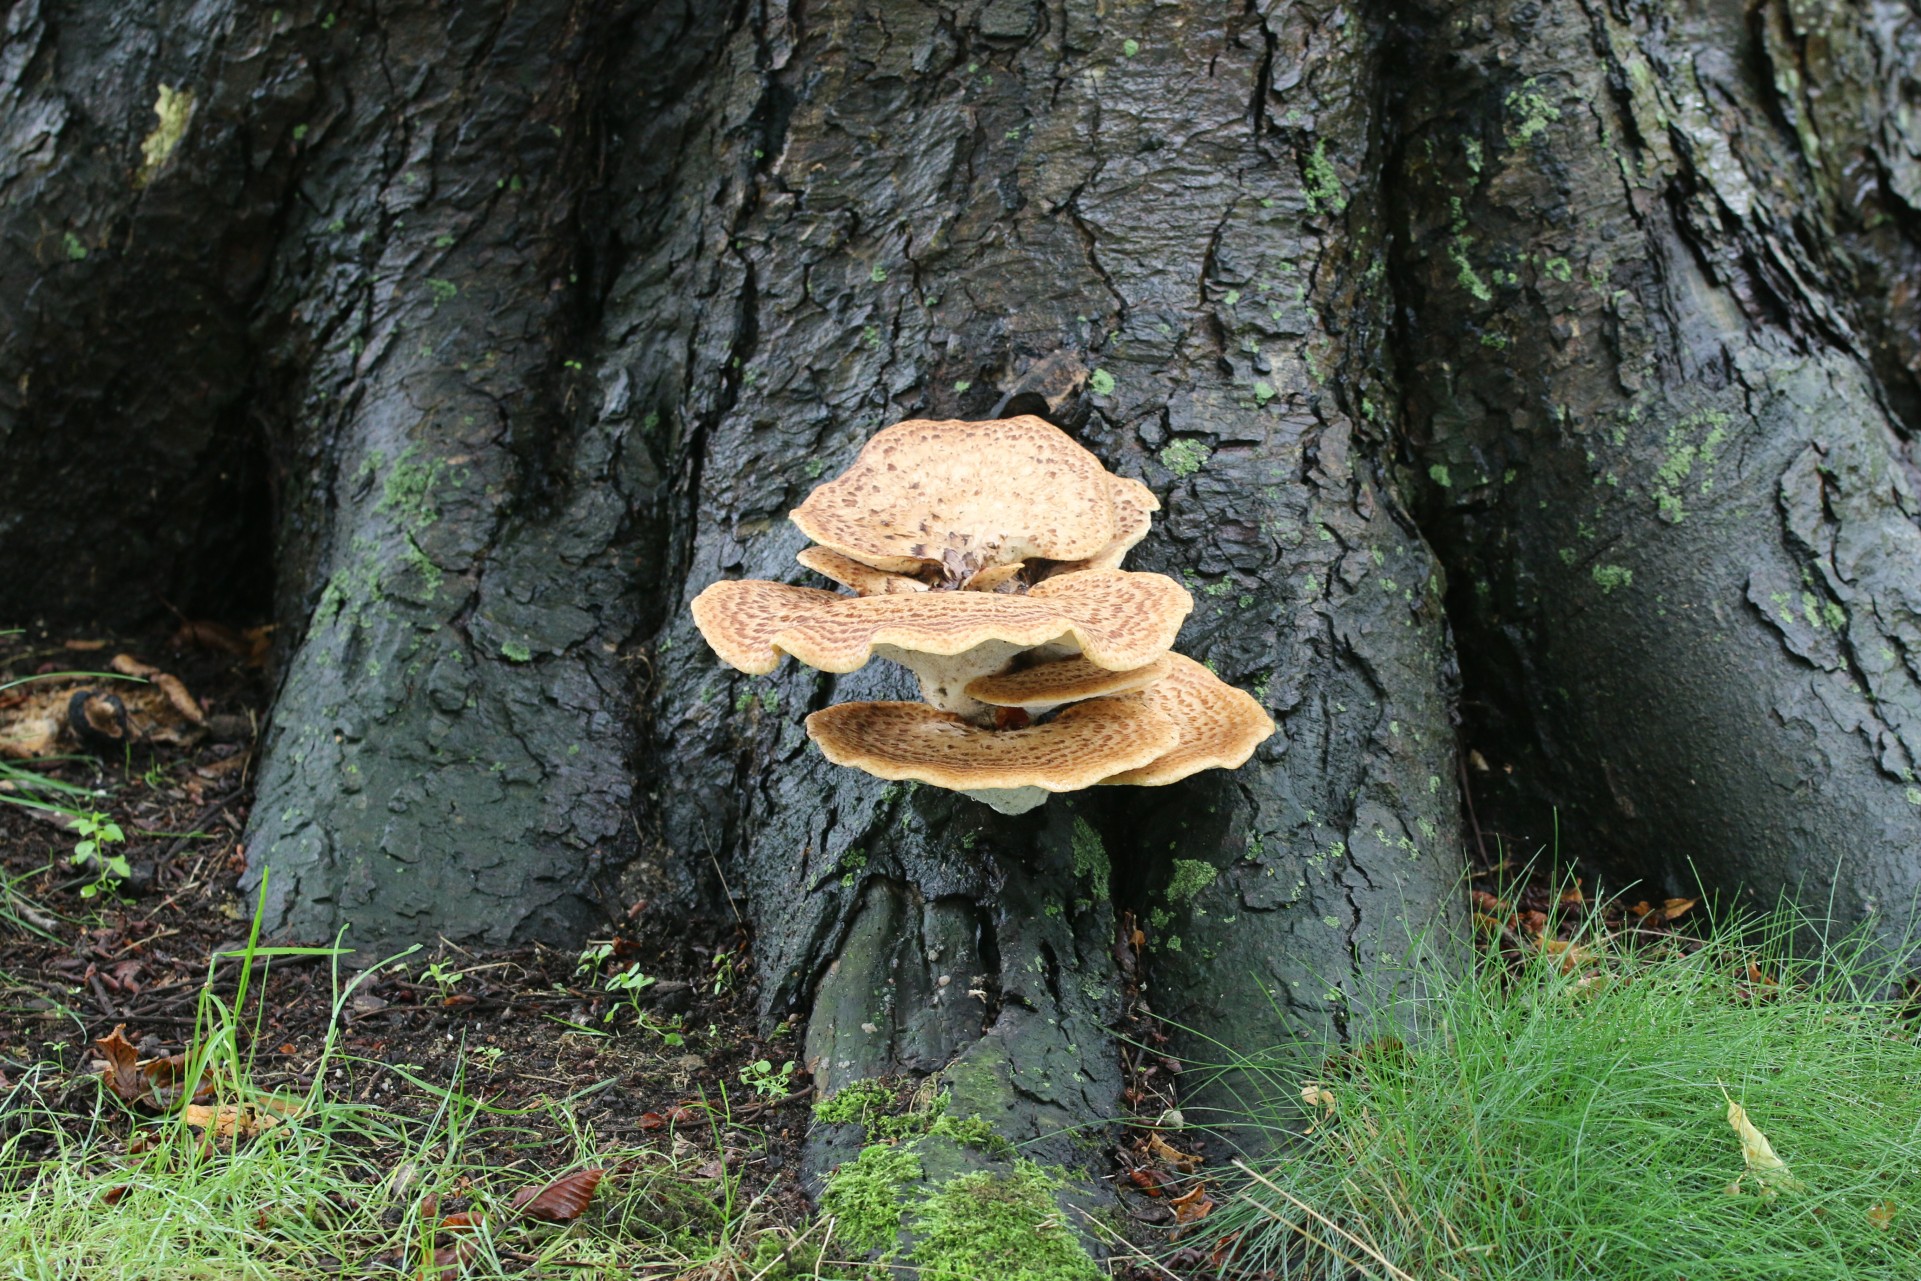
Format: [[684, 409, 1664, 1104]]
[[710, 948, 739, 996], [739, 1058, 795, 1099], [70, 812, 129, 899], [576, 941, 614, 975], [605, 966, 658, 1025], [420, 960, 464, 1001]]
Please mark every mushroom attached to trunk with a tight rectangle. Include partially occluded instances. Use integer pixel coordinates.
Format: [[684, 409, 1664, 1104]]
[[1099, 653, 1277, 786], [789, 415, 1121, 582], [690, 569, 1193, 718], [685, 412, 1274, 812], [806, 694, 1180, 815]]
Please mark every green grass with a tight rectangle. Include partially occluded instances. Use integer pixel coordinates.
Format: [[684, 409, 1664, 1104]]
[[0, 906, 830, 1280], [1201, 910, 1921, 1280]]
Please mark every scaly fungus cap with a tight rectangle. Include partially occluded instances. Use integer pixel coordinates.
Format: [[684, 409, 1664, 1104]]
[[796, 546, 930, 596], [806, 694, 1180, 815], [1100, 653, 1276, 786], [966, 654, 1171, 713], [789, 416, 1119, 577], [690, 569, 1193, 678], [1056, 475, 1160, 575]]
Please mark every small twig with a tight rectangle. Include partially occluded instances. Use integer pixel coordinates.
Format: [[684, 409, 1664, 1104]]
[[1232, 1159, 1421, 1281], [87, 972, 121, 1020]]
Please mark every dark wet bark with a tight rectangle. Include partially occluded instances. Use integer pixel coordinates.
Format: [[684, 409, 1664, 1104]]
[[627, 0, 1461, 1184], [1388, 0, 1921, 937]]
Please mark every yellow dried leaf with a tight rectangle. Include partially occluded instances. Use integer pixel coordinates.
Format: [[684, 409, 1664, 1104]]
[[1145, 1132, 1202, 1172], [1300, 1081, 1336, 1111], [1722, 1088, 1804, 1195], [1663, 897, 1696, 920], [1869, 1201, 1896, 1230], [181, 1097, 303, 1139], [1540, 938, 1593, 971]]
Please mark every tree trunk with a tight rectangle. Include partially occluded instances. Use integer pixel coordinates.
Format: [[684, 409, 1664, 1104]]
[[632, 0, 1462, 1190], [1389, 0, 1921, 938]]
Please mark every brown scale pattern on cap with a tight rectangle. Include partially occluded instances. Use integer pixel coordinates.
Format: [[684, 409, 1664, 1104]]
[[1070, 475, 1161, 574], [693, 570, 1192, 676], [689, 580, 846, 675], [966, 654, 1172, 709], [1100, 653, 1276, 786], [777, 570, 1189, 672], [788, 416, 1119, 575], [806, 694, 1179, 793], [796, 546, 929, 597]]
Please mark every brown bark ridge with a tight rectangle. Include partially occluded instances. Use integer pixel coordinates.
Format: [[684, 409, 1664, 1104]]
[[625, 0, 1461, 1191], [1390, 0, 1921, 933]]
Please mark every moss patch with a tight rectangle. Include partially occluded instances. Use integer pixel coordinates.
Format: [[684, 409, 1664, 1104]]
[[1069, 819, 1109, 901], [819, 1143, 922, 1256], [137, 84, 195, 186], [1165, 858, 1217, 903], [908, 1160, 1100, 1281], [1159, 438, 1211, 478]]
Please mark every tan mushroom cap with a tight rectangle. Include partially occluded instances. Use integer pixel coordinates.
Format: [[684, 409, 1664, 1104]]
[[1100, 653, 1276, 786], [690, 580, 844, 675], [966, 654, 1171, 710], [1063, 475, 1160, 574], [789, 416, 1119, 575], [797, 546, 929, 596], [690, 569, 1193, 677], [961, 561, 1026, 592], [806, 693, 1179, 797]]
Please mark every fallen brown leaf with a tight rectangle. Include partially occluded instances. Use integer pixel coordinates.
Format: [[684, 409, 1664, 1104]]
[[1145, 1132, 1203, 1173], [1870, 1201, 1896, 1230], [512, 1168, 603, 1223], [1663, 897, 1696, 921], [181, 1096, 304, 1139], [1168, 1184, 1214, 1225], [1722, 1088, 1804, 1197], [94, 1026, 145, 1104], [421, 1237, 477, 1277], [1127, 1167, 1171, 1197]]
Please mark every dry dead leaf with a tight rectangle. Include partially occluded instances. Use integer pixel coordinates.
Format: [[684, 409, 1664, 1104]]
[[181, 1096, 304, 1139], [1168, 1184, 1214, 1225], [1560, 880, 1585, 908], [512, 1168, 604, 1223], [1663, 897, 1696, 921], [1870, 1200, 1896, 1230], [1722, 1087, 1804, 1196], [1540, 938, 1593, 971], [1145, 1132, 1202, 1172], [94, 1026, 145, 1104]]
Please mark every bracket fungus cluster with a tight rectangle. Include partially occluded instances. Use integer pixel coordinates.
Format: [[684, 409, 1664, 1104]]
[[691, 416, 1275, 814]]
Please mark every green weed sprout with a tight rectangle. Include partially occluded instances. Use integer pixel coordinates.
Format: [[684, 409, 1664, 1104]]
[[69, 811, 129, 899], [738, 1059, 795, 1099]]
